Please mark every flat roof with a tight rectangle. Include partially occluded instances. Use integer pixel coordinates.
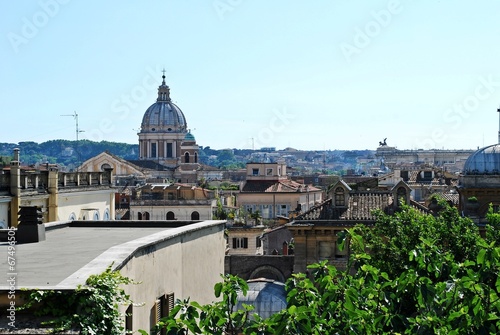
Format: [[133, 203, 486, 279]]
[[0, 226, 171, 289]]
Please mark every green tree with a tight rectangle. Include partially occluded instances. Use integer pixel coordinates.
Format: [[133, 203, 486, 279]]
[[145, 274, 254, 335], [213, 196, 228, 220], [350, 197, 480, 280], [151, 197, 500, 334], [20, 266, 137, 334], [485, 205, 500, 244]]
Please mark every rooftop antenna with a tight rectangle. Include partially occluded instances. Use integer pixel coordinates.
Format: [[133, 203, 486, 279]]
[[61, 111, 85, 170]]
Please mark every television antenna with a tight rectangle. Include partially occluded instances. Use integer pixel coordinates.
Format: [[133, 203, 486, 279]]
[[61, 111, 85, 169]]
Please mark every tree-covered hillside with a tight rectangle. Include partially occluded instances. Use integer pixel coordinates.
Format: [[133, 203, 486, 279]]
[[0, 140, 138, 168]]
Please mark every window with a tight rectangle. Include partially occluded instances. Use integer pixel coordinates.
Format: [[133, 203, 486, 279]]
[[276, 204, 288, 216], [184, 152, 190, 163], [103, 209, 110, 220], [191, 211, 200, 220], [397, 187, 406, 206], [252, 168, 259, 176], [261, 204, 271, 218], [167, 143, 173, 158], [266, 168, 273, 176], [125, 304, 133, 334], [138, 212, 142, 220], [143, 212, 150, 220], [194, 152, 198, 163], [334, 187, 345, 206], [152, 293, 175, 335], [101, 163, 111, 171], [232, 237, 248, 249], [256, 236, 262, 248], [151, 143, 157, 158], [166, 211, 175, 220], [318, 241, 333, 260], [93, 211, 100, 220]]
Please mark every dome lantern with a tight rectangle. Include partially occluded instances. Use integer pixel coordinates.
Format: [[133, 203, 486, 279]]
[[140, 73, 187, 133]]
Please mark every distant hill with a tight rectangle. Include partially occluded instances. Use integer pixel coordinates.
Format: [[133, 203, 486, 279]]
[[0, 140, 138, 169], [0, 140, 378, 174]]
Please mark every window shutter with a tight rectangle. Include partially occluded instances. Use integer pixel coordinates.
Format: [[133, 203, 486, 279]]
[[165, 292, 175, 316], [155, 299, 162, 323]]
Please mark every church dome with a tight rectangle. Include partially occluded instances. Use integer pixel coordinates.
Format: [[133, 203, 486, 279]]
[[463, 144, 500, 175], [235, 278, 286, 320], [140, 74, 187, 133]]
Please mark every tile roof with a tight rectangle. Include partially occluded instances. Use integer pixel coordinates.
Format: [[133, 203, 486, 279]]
[[241, 180, 321, 193], [127, 160, 173, 171], [341, 192, 394, 220]]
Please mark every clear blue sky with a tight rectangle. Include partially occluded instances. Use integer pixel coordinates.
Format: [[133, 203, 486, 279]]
[[2, 1, 500, 151]]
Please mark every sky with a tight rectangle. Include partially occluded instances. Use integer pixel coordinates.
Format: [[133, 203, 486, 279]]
[[2, 1, 500, 151]]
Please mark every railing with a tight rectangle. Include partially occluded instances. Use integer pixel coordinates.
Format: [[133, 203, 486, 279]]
[[0, 170, 112, 192], [130, 199, 215, 206]]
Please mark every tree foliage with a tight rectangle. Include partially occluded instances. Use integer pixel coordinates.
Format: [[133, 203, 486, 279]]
[[0, 140, 138, 167], [19, 266, 137, 334], [152, 198, 500, 334]]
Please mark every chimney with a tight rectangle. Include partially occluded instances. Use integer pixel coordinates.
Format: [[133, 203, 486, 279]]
[[48, 166, 59, 222], [9, 148, 21, 227]]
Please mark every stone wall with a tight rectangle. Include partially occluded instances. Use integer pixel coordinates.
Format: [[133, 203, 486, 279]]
[[225, 255, 294, 283]]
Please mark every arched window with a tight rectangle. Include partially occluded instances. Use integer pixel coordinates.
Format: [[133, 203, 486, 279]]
[[103, 209, 110, 220], [194, 152, 198, 163], [397, 187, 406, 206], [184, 152, 190, 163], [166, 211, 175, 220], [143, 212, 150, 220], [138, 212, 143, 220], [191, 211, 200, 220], [334, 187, 345, 206], [68, 212, 76, 221], [93, 211, 100, 220], [101, 163, 112, 171]]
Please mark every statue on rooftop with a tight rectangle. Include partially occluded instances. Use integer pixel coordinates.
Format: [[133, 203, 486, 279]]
[[379, 138, 387, 146]]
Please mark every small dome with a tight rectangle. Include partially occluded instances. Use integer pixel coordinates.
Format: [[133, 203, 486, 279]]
[[463, 144, 500, 175], [184, 132, 195, 142], [235, 279, 286, 319]]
